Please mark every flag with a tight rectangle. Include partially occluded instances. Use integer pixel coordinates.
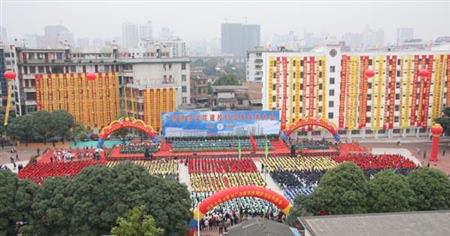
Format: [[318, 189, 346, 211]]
[[265, 139, 269, 159], [238, 140, 242, 159], [250, 135, 257, 152]]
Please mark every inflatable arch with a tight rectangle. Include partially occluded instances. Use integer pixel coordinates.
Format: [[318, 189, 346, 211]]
[[282, 118, 341, 142], [189, 185, 292, 232], [97, 117, 158, 148]]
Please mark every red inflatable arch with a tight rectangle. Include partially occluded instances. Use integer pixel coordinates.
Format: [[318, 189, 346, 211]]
[[283, 118, 338, 136], [192, 185, 292, 221], [99, 117, 157, 139]]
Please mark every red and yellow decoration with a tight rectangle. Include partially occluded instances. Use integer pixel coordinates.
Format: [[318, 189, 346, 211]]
[[35, 72, 120, 128], [3, 71, 16, 126], [99, 117, 156, 140], [429, 124, 444, 162], [192, 185, 292, 221], [283, 118, 338, 137]]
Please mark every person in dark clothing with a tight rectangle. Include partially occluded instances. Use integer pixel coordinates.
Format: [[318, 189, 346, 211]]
[[15, 154, 19, 161], [10, 156, 14, 163]]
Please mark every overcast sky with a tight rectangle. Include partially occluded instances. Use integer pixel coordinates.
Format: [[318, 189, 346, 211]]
[[1, 0, 449, 43]]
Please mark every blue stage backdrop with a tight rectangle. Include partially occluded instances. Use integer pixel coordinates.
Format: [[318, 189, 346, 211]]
[[162, 110, 280, 137]]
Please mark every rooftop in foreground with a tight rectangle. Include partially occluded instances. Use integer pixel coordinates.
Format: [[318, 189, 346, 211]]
[[299, 210, 450, 236]]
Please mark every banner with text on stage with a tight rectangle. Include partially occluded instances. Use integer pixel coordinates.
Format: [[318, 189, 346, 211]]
[[162, 110, 280, 137]]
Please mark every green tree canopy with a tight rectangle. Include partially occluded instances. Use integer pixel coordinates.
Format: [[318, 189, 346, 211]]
[[7, 110, 76, 142], [310, 162, 368, 214], [111, 207, 163, 236], [213, 74, 240, 86], [367, 170, 415, 213], [23, 163, 192, 236], [407, 168, 450, 211], [435, 107, 450, 135], [0, 170, 38, 235]]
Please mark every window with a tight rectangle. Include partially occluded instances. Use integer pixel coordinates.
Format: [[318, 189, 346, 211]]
[[368, 83, 372, 89], [293, 84, 296, 90], [318, 95, 322, 102], [293, 60, 296, 66], [330, 66, 335, 73], [329, 89, 335, 96], [395, 94, 400, 100], [273, 84, 276, 90], [394, 117, 399, 122], [367, 94, 372, 100], [395, 105, 399, 111], [319, 84, 322, 90], [367, 106, 371, 112], [366, 117, 371, 123], [181, 63, 186, 70], [328, 112, 334, 119], [272, 96, 276, 102], [182, 97, 187, 104], [182, 75, 187, 82], [300, 84, 304, 90], [292, 96, 295, 101], [328, 101, 334, 107], [38, 66, 44, 73], [330, 77, 335, 84], [182, 86, 187, 93]]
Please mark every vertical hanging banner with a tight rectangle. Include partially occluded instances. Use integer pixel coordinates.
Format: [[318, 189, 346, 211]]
[[281, 57, 288, 129], [309, 56, 315, 120], [339, 55, 349, 129], [302, 57, 308, 120], [359, 56, 369, 128], [417, 55, 426, 127], [421, 55, 433, 128], [268, 57, 274, 108], [403, 56, 413, 128], [410, 55, 419, 126], [275, 57, 281, 109], [388, 56, 397, 129], [375, 55, 384, 130]]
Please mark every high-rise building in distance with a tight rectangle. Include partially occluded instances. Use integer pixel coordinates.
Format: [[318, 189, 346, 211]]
[[122, 23, 139, 48], [139, 21, 153, 42], [397, 27, 414, 46], [221, 23, 260, 56]]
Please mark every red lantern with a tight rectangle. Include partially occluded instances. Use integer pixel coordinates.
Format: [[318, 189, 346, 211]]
[[4, 71, 16, 81], [34, 74, 42, 80], [364, 69, 375, 78], [86, 72, 96, 81], [419, 69, 430, 77], [431, 124, 444, 136]]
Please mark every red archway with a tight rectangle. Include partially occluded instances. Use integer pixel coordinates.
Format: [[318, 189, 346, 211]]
[[192, 185, 292, 221], [98, 117, 156, 141], [282, 118, 339, 140]]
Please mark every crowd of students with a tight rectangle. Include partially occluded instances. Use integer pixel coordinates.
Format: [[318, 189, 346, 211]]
[[192, 192, 285, 234], [188, 158, 258, 173], [190, 172, 265, 192], [261, 156, 338, 172], [333, 153, 417, 170], [106, 159, 179, 180], [118, 141, 159, 154]]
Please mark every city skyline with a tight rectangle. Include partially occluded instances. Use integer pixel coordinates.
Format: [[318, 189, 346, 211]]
[[1, 0, 449, 45]]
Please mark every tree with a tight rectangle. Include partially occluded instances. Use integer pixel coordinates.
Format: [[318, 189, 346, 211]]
[[24, 163, 192, 236], [0, 170, 19, 235], [32, 111, 55, 142], [310, 162, 368, 214], [51, 110, 76, 141], [213, 74, 240, 86], [22, 177, 74, 235], [287, 194, 313, 227], [407, 168, 450, 211], [367, 170, 415, 213], [435, 107, 450, 135], [111, 207, 163, 236], [7, 115, 35, 143], [0, 170, 38, 235]]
